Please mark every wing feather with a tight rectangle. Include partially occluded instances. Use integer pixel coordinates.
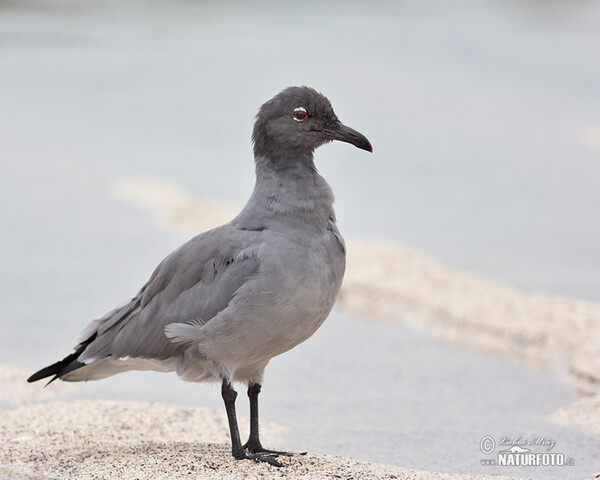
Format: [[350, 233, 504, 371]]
[[76, 225, 262, 364]]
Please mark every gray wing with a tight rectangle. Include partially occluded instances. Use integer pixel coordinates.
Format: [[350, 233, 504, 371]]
[[76, 225, 262, 364]]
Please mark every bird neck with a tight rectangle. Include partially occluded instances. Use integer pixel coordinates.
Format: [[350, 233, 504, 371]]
[[237, 154, 336, 230]]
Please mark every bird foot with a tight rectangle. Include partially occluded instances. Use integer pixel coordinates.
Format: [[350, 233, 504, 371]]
[[245, 451, 285, 467], [244, 441, 306, 457], [238, 442, 306, 467]]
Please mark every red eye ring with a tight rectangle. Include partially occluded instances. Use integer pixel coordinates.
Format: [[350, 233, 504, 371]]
[[293, 107, 308, 121]]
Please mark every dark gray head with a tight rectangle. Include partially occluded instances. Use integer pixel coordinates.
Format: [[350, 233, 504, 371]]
[[252, 86, 372, 161]]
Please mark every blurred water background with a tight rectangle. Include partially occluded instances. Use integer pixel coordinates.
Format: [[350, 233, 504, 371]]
[[1, 1, 600, 479]]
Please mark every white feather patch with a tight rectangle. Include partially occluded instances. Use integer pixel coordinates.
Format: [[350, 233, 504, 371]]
[[164, 323, 203, 346]]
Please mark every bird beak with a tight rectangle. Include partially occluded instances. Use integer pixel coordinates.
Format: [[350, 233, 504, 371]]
[[317, 122, 373, 153]]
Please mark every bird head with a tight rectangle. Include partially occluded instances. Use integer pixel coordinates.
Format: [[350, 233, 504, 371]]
[[252, 86, 372, 161]]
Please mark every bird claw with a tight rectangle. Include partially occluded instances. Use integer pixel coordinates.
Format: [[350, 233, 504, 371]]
[[252, 448, 298, 457], [240, 444, 306, 467], [246, 451, 284, 467], [244, 441, 305, 458]]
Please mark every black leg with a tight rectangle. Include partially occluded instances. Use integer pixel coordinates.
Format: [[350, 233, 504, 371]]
[[243, 382, 302, 458], [221, 378, 245, 460], [243, 382, 263, 452], [221, 379, 284, 467]]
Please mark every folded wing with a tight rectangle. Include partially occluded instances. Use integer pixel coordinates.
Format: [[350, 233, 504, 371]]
[[28, 225, 262, 383]]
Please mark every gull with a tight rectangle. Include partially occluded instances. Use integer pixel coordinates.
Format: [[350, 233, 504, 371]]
[[28, 86, 372, 466]]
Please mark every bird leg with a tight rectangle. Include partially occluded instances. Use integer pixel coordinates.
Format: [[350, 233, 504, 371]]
[[221, 379, 245, 460], [243, 382, 263, 452], [243, 382, 301, 458], [221, 379, 283, 467]]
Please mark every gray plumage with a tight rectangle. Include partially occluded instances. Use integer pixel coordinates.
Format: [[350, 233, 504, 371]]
[[29, 86, 372, 465]]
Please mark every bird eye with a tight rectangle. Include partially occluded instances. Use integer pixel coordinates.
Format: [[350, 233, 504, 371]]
[[293, 107, 308, 122]]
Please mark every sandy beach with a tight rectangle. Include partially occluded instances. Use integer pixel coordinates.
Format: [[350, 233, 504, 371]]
[[0, 384, 525, 480]]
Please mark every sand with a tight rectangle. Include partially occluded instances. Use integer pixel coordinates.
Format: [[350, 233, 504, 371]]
[[340, 242, 600, 395], [551, 395, 600, 436], [0, 396, 524, 480], [111, 177, 240, 238], [0, 365, 73, 409], [339, 241, 600, 438]]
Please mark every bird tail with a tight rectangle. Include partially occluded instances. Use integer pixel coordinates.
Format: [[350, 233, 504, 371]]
[[27, 333, 96, 385], [27, 295, 142, 385]]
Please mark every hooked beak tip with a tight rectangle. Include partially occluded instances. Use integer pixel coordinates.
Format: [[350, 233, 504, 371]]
[[317, 122, 372, 153]]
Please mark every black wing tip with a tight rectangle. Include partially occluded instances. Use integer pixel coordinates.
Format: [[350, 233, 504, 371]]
[[27, 334, 98, 384], [27, 360, 68, 383], [29, 352, 91, 380], [27, 359, 87, 385], [27, 372, 45, 383], [27, 374, 60, 388]]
